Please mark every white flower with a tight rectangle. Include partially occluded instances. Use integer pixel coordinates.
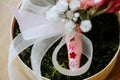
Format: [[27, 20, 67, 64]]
[[72, 17, 78, 22], [69, 0, 80, 11], [55, 0, 68, 13], [80, 20, 92, 32], [66, 10, 74, 19], [46, 10, 61, 22], [46, 0, 68, 22], [74, 12, 80, 18], [65, 21, 75, 32]]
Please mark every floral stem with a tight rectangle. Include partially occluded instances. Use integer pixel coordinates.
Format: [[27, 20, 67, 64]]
[[66, 27, 83, 70]]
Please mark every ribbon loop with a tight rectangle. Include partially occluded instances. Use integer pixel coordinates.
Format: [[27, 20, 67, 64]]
[[52, 33, 93, 76], [31, 34, 63, 80]]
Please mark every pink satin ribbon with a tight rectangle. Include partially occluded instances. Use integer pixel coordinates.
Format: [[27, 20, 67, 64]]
[[67, 27, 83, 69]]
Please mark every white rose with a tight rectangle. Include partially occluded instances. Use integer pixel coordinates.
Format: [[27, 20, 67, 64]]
[[80, 20, 92, 32], [69, 0, 80, 11]]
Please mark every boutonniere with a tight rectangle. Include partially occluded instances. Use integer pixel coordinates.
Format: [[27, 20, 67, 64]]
[[8, 0, 120, 80]]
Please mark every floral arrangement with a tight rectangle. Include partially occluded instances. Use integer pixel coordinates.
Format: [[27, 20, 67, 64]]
[[45, 0, 120, 70], [8, 0, 120, 80], [46, 0, 120, 32]]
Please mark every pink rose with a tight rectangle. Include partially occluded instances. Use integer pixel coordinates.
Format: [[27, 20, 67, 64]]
[[80, 0, 95, 9], [68, 0, 109, 9], [107, 0, 120, 13], [80, 0, 113, 9]]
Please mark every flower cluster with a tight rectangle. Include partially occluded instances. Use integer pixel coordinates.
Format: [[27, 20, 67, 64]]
[[46, 0, 120, 33]]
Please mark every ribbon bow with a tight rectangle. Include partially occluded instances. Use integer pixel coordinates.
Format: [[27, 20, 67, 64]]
[[8, 0, 93, 80]]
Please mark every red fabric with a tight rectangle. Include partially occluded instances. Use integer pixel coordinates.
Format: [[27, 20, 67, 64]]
[[107, 0, 120, 13], [70, 52, 77, 58]]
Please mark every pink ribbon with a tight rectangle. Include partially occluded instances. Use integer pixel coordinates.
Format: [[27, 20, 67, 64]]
[[67, 33, 83, 69]]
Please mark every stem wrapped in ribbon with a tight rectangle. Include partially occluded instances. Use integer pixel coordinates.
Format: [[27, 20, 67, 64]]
[[8, 0, 93, 80]]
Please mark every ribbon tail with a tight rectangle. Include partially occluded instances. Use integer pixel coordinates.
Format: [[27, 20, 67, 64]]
[[30, 34, 63, 80], [8, 34, 36, 80]]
